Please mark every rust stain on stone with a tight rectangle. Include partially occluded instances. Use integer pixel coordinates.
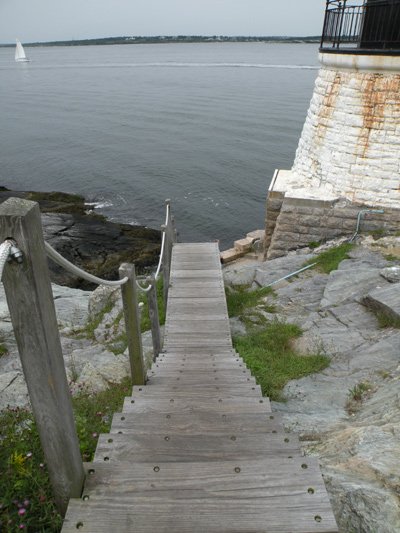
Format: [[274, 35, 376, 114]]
[[358, 73, 400, 157], [313, 72, 342, 186], [318, 72, 342, 125]]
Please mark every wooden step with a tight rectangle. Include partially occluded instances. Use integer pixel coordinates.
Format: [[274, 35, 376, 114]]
[[148, 368, 253, 379], [63, 458, 337, 533], [150, 357, 248, 368], [146, 372, 256, 385], [129, 387, 262, 400], [110, 411, 283, 435], [93, 432, 301, 463], [122, 396, 271, 414]]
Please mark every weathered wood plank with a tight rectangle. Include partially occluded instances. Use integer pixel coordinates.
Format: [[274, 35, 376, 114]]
[[130, 387, 262, 398], [119, 263, 146, 385], [146, 275, 162, 361], [171, 270, 222, 278], [122, 396, 271, 414], [167, 289, 225, 298], [62, 458, 337, 533], [93, 432, 301, 463], [148, 367, 253, 377], [145, 375, 257, 387], [164, 320, 230, 332], [110, 412, 282, 435]]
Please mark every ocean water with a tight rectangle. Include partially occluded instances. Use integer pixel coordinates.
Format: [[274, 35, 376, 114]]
[[0, 42, 319, 248]]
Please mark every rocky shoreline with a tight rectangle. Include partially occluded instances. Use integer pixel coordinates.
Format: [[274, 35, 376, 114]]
[[0, 187, 161, 289], [223, 236, 400, 533]]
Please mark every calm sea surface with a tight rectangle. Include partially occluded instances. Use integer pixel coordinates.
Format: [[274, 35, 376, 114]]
[[0, 43, 319, 248]]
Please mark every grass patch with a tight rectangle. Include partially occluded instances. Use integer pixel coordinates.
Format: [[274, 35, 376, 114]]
[[374, 310, 400, 329], [0, 378, 131, 531], [82, 297, 115, 340], [233, 321, 330, 401], [139, 277, 166, 332], [346, 381, 374, 414], [0, 343, 8, 357], [384, 254, 399, 261], [78, 278, 165, 352], [308, 240, 322, 249], [225, 285, 275, 318], [304, 243, 355, 274]]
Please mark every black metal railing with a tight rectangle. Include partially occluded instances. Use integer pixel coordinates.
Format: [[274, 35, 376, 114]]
[[320, 0, 400, 53]]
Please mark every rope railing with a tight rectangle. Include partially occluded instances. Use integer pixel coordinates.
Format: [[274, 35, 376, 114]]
[[135, 201, 170, 293], [1, 198, 176, 368], [0, 195, 177, 514], [44, 242, 129, 287], [0, 240, 13, 281]]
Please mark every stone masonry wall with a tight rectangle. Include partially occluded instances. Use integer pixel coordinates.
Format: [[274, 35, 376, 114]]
[[292, 67, 400, 206], [266, 196, 400, 259]]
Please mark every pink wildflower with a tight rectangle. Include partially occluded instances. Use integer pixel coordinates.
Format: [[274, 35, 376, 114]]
[[18, 508, 26, 516]]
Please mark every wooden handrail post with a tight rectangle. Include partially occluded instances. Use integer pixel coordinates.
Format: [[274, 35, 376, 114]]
[[161, 224, 170, 307], [146, 276, 162, 361], [119, 263, 146, 385], [0, 198, 84, 516]]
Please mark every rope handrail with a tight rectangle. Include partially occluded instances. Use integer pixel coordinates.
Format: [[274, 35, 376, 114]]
[[2, 200, 174, 292], [44, 242, 129, 287], [135, 201, 170, 292], [0, 240, 13, 281]]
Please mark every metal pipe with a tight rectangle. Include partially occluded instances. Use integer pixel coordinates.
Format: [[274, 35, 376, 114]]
[[262, 262, 317, 288]]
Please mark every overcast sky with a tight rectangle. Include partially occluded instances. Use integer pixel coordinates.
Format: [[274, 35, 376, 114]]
[[0, 0, 325, 44]]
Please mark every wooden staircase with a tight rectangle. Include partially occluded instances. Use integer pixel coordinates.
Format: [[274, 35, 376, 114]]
[[62, 242, 338, 532]]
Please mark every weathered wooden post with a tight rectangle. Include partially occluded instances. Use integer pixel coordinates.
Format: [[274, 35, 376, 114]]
[[119, 263, 146, 385], [0, 198, 84, 516], [161, 224, 170, 306], [146, 275, 162, 361], [162, 198, 175, 306]]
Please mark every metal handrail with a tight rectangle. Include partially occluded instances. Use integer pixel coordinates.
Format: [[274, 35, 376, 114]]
[[320, 0, 400, 53]]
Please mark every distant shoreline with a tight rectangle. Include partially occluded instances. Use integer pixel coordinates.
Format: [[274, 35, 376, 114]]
[[0, 35, 321, 48]]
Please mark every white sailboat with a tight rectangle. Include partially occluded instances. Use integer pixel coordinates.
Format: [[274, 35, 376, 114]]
[[15, 39, 30, 62]]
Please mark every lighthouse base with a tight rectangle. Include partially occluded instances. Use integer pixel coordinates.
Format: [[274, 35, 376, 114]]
[[264, 169, 400, 259]]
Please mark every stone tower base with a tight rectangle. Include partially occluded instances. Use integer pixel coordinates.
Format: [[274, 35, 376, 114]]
[[264, 170, 400, 260]]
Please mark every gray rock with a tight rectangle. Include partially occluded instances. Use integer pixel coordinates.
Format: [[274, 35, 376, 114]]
[[229, 317, 247, 337], [254, 253, 316, 288], [52, 284, 91, 328], [380, 266, 400, 283], [0, 371, 29, 409], [328, 302, 379, 334], [364, 283, 400, 321], [347, 247, 390, 268], [274, 273, 329, 314], [324, 466, 400, 533], [223, 264, 258, 287], [88, 285, 120, 319], [320, 268, 389, 309]]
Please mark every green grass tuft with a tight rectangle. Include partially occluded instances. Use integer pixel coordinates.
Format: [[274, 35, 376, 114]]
[[139, 277, 165, 332], [234, 321, 330, 401], [225, 285, 275, 318], [0, 378, 131, 531], [304, 243, 355, 274], [374, 310, 400, 329]]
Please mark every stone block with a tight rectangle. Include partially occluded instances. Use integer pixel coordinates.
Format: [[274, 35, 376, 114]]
[[364, 284, 400, 321], [246, 229, 265, 242], [234, 237, 253, 252], [220, 248, 245, 264]]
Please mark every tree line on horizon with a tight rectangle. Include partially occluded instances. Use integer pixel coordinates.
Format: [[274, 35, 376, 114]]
[[1, 35, 321, 47]]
